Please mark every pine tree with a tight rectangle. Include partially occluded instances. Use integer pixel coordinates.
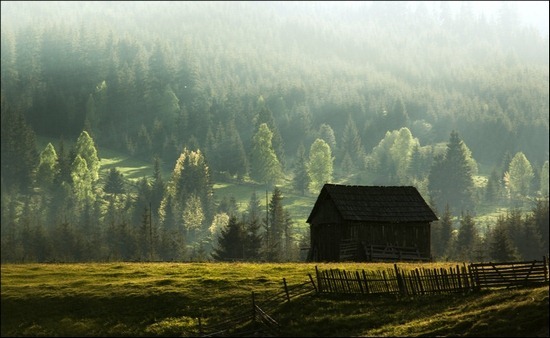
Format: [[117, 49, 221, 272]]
[[71, 155, 94, 204], [74, 130, 100, 182], [212, 216, 245, 261], [0, 108, 38, 192], [103, 167, 126, 195], [455, 211, 479, 260], [433, 204, 453, 259], [340, 116, 364, 169], [255, 96, 285, 168], [292, 143, 309, 196], [506, 152, 534, 201], [264, 187, 286, 261], [428, 131, 475, 214], [307, 138, 333, 193], [35, 143, 59, 191], [531, 198, 549, 254], [249, 123, 283, 187], [150, 156, 165, 219], [488, 215, 520, 262], [540, 161, 549, 197]]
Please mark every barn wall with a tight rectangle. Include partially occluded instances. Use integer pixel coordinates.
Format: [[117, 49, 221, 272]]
[[341, 221, 431, 259], [311, 223, 341, 261]]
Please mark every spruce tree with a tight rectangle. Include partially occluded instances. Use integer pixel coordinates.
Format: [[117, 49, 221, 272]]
[[103, 167, 126, 195], [249, 123, 283, 187], [307, 138, 333, 193], [212, 216, 245, 261], [75, 130, 100, 182], [292, 143, 309, 196], [428, 131, 475, 214], [488, 215, 520, 262]]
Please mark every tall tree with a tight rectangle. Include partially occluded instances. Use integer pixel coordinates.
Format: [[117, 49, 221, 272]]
[[74, 130, 100, 182], [35, 143, 59, 191], [103, 167, 126, 195], [505, 152, 534, 201], [488, 215, 520, 262], [307, 138, 333, 193], [0, 108, 38, 192], [255, 96, 285, 168], [292, 143, 309, 196], [540, 161, 549, 197], [428, 131, 475, 214], [249, 123, 283, 187], [71, 155, 94, 205], [455, 211, 479, 261], [264, 187, 286, 261], [212, 215, 245, 261]]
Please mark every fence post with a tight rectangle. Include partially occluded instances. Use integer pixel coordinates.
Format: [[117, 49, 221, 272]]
[[315, 265, 322, 292], [283, 278, 290, 302], [251, 291, 256, 322], [394, 264, 406, 296], [308, 273, 318, 293], [544, 256, 548, 282]]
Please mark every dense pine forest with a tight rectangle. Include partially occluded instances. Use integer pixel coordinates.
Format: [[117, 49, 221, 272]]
[[1, 1, 548, 263]]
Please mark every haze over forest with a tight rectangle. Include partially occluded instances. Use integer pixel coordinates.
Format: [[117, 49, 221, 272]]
[[1, 1, 548, 263]]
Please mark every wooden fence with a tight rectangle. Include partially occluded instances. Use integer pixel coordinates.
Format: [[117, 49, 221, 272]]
[[470, 258, 549, 290], [315, 258, 549, 297], [315, 263, 474, 296], [199, 278, 316, 337]]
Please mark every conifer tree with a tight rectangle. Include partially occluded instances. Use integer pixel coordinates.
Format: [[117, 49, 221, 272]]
[[35, 142, 59, 191], [455, 211, 479, 260], [103, 167, 126, 195], [212, 215, 245, 261], [428, 131, 475, 214], [249, 123, 283, 187], [506, 152, 534, 201], [307, 138, 333, 193], [540, 161, 549, 197], [75, 130, 100, 182], [488, 215, 520, 262], [292, 143, 309, 196]]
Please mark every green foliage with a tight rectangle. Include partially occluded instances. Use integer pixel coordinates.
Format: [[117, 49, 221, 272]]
[[428, 131, 476, 214], [103, 167, 126, 195], [212, 215, 245, 261], [75, 131, 100, 182], [292, 143, 309, 196], [540, 161, 549, 197], [506, 152, 535, 200], [249, 123, 283, 187], [307, 138, 333, 193], [35, 142, 58, 190]]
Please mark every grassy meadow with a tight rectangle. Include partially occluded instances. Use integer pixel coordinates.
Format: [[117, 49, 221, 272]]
[[1, 262, 548, 337]]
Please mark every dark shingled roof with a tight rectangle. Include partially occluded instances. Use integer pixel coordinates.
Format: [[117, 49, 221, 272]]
[[307, 184, 438, 223]]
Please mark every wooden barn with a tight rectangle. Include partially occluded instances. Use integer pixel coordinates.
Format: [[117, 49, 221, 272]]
[[306, 184, 438, 262]]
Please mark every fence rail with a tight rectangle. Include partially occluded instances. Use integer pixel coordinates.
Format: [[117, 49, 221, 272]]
[[315, 263, 474, 296], [315, 257, 549, 297], [199, 278, 316, 336], [470, 258, 549, 289]]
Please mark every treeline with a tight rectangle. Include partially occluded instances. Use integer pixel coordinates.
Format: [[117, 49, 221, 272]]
[[431, 200, 549, 262], [0, 130, 302, 262]]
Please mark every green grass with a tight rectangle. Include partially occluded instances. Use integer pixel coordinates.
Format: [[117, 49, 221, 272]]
[[1, 262, 548, 337]]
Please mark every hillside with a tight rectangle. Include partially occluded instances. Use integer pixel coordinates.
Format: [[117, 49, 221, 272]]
[[1, 262, 548, 337]]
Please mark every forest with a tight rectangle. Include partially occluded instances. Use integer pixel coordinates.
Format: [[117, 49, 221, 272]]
[[1, 1, 548, 263]]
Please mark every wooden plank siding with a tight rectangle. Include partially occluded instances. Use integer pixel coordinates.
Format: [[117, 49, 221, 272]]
[[307, 184, 437, 262]]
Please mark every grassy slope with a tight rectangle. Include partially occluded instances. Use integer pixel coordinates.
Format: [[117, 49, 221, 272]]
[[1, 262, 548, 337]]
